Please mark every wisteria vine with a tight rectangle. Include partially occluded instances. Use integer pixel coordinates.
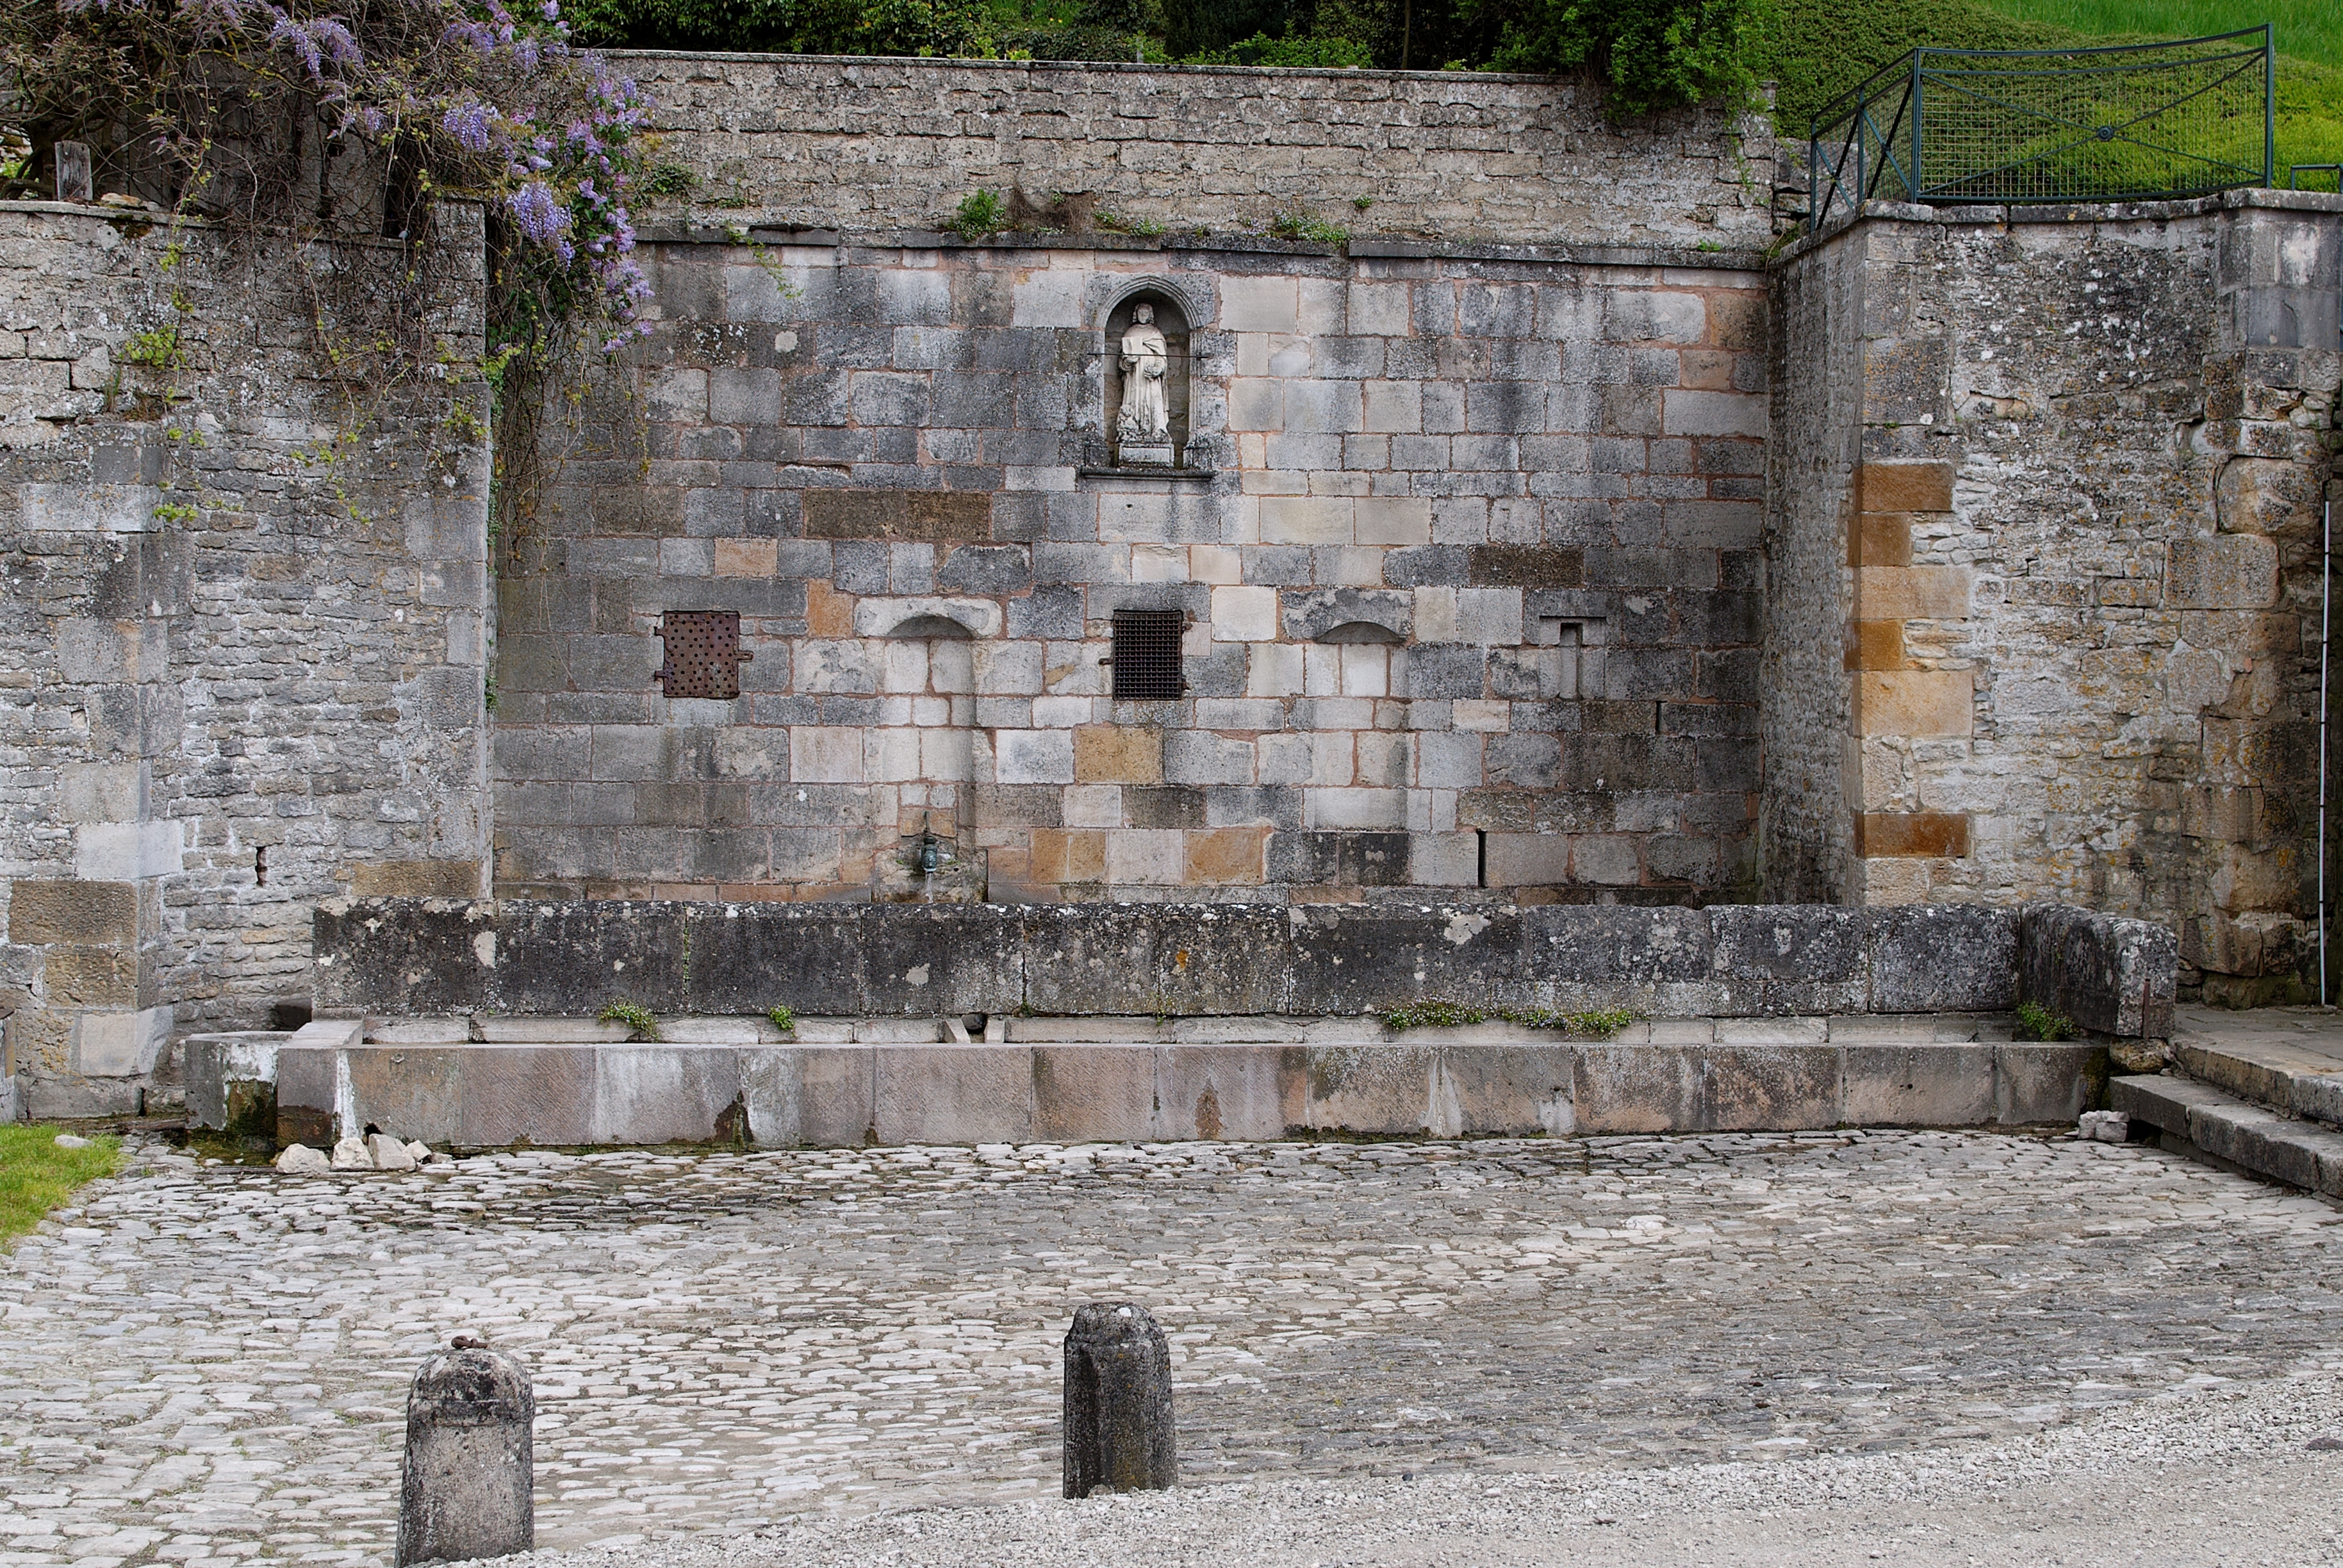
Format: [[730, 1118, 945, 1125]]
[[10, 0, 657, 346]]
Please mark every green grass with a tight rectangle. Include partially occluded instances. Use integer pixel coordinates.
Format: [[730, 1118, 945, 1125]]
[[1980, 0, 2339, 69], [0, 1127, 122, 1248], [1770, 0, 2343, 194]]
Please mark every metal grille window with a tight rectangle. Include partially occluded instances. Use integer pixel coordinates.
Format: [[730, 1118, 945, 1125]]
[[654, 610, 751, 699], [1109, 608, 1185, 701]]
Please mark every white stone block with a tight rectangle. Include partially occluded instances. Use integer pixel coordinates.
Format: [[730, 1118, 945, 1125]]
[[974, 640, 1044, 696], [791, 727, 867, 783], [1219, 276, 1299, 333], [1189, 544, 1242, 584], [1247, 641, 1304, 698], [1308, 787, 1406, 829], [1212, 585, 1279, 641], [867, 727, 923, 783], [21, 482, 161, 532], [1105, 829, 1188, 885], [1064, 785, 1121, 828], [994, 728, 1074, 785], [1130, 544, 1186, 583], [76, 819, 181, 881], [75, 1007, 170, 1076], [882, 640, 929, 693], [1340, 645, 1388, 698], [1012, 269, 1087, 328]]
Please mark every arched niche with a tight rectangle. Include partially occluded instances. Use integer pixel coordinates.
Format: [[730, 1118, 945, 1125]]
[[1103, 288, 1192, 468], [1315, 620, 1406, 645], [887, 614, 976, 641]]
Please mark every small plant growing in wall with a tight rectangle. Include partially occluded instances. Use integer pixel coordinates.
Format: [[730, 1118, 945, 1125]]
[[598, 1000, 662, 1041], [2014, 1001, 2076, 1042], [766, 1005, 796, 1034], [119, 323, 186, 370], [950, 188, 1007, 241], [1267, 207, 1348, 246]]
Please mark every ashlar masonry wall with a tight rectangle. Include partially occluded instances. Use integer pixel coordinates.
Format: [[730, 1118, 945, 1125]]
[[0, 204, 492, 1114], [1764, 192, 2343, 1000], [491, 233, 1772, 904]]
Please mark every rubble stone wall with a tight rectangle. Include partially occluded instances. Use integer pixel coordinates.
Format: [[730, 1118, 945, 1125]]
[[1763, 192, 2343, 1000], [620, 53, 1779, 250], [0, 203, 492, 1115]]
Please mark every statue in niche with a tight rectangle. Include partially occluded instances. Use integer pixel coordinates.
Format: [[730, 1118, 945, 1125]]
[[1115, 303, 1174, 464]]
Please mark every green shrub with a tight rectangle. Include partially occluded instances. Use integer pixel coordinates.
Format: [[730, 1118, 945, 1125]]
[[598, 1000, 663, 1041], [951, 188, 1008, 239], [2014, 1000, 2076, 1042]]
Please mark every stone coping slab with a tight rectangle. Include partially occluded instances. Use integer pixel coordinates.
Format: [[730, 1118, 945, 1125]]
[[269, 1030, 2103, 1151], [316, 897, 2173, 1041]]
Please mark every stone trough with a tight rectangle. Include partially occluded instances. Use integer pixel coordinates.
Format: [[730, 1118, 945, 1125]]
[[175, 896, 2171, 1152]]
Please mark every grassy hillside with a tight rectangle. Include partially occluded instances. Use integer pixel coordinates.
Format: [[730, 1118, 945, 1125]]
[[1982, 0, 2337, 69], [1770, 0, 2343, 190]]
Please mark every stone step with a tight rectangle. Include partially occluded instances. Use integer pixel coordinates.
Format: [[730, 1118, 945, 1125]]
[[2110, 1074, 2343, 1199], [2167, 1027, 2343, 1132], [255, 1031, 2107, 1152]]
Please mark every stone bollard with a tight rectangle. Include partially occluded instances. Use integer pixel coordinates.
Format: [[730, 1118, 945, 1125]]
[[1062, 1302, 1175, 1498], [396, 1337, 534, 1567]]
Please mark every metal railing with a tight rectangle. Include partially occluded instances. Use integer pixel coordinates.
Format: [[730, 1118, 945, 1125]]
[[2293, 164, 2343, 193], [1809, 26, 2274, 227]]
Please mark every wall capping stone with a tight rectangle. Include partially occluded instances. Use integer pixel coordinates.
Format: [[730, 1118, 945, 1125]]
[[304, 895, 2176, 1031]]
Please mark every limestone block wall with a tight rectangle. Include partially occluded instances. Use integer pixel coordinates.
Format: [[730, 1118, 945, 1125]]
[[0, 203, 492, 1115], [621, 54, 1779, 250], [492, 234, 1771, 904], [1762, 191, 2343, 1000]]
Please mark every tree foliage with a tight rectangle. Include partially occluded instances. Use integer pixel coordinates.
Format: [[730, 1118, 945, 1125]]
[[564, 0, 998, 56], [1463, 0, 1774, 113]]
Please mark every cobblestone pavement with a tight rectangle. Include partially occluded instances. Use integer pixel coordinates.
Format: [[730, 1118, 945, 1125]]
[[4, 1131, 2342, 1567]]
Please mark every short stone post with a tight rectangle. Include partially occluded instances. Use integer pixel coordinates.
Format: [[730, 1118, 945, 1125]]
[[53, 141, 91, 204], [396, 1337, 534, 1567], [1062, 1302, 1175, 1498]]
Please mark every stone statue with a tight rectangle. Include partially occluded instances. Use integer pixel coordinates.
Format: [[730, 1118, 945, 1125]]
[[1116, 304, 1171, 448]]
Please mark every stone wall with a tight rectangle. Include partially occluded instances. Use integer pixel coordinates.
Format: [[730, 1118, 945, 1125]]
[[491, 234, 1771, 904], [0, 203, 491, 1115], [620, 54, 1779, 250], [1762, 191, 2343, 1000]]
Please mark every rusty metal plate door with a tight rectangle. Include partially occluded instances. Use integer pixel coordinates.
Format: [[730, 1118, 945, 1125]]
[[655, 610, 750, 699]]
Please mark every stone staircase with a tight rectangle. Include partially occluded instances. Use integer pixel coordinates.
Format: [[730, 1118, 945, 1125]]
[[2112, 1005, 2343, 1200]]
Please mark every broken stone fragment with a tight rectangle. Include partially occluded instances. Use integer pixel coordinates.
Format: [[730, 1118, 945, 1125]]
[[53, 1133, 90, 1149], [275, 1143, 331, 1174], [405, 1140, 434, 1164], [2076, 1110, 2130, 1143], [368, 1132, 418, 1172], [331, 1136, 373, 1170]]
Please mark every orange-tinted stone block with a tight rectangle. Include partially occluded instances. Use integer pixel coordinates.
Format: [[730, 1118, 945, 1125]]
[[1854, 811, 1971, 858]]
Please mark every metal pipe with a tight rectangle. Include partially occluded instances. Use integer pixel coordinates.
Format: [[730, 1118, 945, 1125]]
[[2322, 498, 2332, 1004]]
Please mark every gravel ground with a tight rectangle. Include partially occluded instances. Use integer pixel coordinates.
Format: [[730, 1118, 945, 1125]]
[[3, 1129, 2341, 1567], [502, 1372, 2343, 1567]]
